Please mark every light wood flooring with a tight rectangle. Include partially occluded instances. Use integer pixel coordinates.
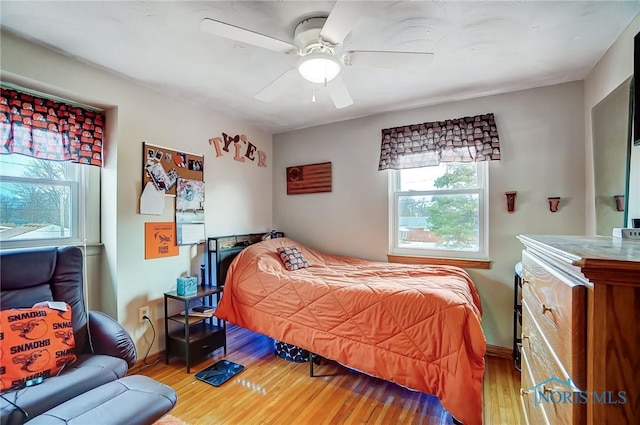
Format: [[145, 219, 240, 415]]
[[137, 325, 523, 425]]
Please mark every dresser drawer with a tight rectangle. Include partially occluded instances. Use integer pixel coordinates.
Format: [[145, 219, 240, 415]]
[[522, 301, 585, 425], [521, 348, 550, 425], [521, 250, 586, 388]]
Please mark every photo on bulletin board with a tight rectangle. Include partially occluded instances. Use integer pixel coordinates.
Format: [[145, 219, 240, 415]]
[[142, 142, 204, 196]]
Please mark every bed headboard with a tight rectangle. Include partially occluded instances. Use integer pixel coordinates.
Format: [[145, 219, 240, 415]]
[[207, 232, 284, 287]]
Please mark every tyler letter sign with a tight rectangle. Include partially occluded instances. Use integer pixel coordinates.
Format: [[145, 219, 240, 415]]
[[208, 133, 267, 167]]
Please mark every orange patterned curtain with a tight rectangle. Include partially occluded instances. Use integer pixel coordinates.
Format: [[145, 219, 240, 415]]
[[0, 88, 103, 167], [378, 113, 500, 170]]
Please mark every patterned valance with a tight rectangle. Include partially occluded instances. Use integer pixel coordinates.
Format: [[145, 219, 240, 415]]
[[0, 88, 104, 167], [378, 113, 500, 170]]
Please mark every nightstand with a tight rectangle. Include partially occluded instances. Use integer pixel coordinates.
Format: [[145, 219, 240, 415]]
[[164, 286, 226, 373]]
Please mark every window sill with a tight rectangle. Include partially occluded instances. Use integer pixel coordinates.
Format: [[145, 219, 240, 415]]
[[387, 254, 491, 270], [0, 241, 103, 255]]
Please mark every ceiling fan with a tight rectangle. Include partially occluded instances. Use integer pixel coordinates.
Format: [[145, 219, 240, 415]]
[[199, 1, 434, 109]]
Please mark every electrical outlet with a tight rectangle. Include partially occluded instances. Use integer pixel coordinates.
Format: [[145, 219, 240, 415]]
[[138, 306, 150, 323]]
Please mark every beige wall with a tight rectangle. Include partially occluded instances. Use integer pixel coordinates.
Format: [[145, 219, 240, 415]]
[[273, 81, 586, 349], [1, 31, 274, 356], [4, 12, 636, 355], [584, 14, 640, 233]]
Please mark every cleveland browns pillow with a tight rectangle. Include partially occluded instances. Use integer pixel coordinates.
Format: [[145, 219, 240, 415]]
[[0, 304, 77, 392]]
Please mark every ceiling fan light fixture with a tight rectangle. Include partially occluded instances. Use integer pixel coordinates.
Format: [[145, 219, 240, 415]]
[[297, 52, 341, 84]]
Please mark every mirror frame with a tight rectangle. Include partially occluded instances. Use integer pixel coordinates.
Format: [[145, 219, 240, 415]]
[[592, 76, 633, 234], [625, 77, 633, 224], [634, 32, 639, 146]]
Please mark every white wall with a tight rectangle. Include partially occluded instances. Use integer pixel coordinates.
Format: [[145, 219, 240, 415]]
[[584, 15, 640, 233], [6, 14, 633, 354], [273, 81, 586, 348], [1, 31, 273, 356]]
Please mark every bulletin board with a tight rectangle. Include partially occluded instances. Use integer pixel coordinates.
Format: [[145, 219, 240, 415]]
[[142, 142, 204, 196]]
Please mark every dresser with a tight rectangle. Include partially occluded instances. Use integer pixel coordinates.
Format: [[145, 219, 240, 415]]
[[517, 235, 640, 425]]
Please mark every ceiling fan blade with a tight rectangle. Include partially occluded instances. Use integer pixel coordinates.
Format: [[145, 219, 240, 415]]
[[320, 0, 363, 45], [327, 75, 353, 109], [200, 18, 295, 54], [347, 51, 434, 69], [255, 68, 299, 102]]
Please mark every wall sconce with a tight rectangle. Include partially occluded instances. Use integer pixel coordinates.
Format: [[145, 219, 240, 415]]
[[548, 197, 561, 212], [505, 191, 517, 213], [614, 195, 625, 212]]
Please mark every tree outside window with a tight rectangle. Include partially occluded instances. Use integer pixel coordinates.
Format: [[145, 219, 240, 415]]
[[393, 162, 487, 258], [0, 155, 76, 242]]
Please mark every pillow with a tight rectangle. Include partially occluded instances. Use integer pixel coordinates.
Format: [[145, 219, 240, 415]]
[[0, 304, 77, 392], [277, 246, 310, 271]]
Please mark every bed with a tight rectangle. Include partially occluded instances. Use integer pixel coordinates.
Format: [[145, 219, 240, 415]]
[[214, 237, 485, 425]]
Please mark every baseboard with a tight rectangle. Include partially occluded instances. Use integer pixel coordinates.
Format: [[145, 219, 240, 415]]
[[485, 344, 512, 359], [128, 351, 164, 375]]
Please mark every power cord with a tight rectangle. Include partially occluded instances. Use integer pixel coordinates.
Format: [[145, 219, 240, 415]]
[[0, 357, 74, 423], [0, 382, 31, 425], [141, 315, 159, 367], [0, 392, 28, 424]]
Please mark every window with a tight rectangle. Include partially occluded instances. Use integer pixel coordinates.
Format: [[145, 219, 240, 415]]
[[390, 162, 488, 259], [0, 154, 86, 247]]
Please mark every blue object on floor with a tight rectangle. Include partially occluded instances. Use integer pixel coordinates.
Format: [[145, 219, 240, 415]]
[[195, 360, 244, 387]]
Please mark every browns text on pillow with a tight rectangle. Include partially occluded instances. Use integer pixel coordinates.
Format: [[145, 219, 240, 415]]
[[0, 304, 77, 391]]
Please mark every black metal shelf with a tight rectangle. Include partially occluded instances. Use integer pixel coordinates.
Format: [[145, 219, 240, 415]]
[[167, 322, 223, 342], [164, 287, 226, 373]]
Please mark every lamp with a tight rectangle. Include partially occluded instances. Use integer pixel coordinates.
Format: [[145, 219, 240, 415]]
[[297, 52, 341, 84]]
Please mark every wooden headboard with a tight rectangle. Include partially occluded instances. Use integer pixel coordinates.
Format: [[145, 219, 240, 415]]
[[207, 232, 284, 287]]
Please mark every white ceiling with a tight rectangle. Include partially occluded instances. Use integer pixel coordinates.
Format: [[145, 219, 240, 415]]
[[1, 1, 639, 134]]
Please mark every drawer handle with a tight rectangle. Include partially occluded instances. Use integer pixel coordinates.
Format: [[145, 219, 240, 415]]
[[521, 333, 529, 341], [522, 279, 530, 285], [520, 388, 532, 396], [542, 304, 554, 314]]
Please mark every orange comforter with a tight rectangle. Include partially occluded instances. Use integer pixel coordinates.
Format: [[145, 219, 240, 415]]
[[215, 238, 486, 424]]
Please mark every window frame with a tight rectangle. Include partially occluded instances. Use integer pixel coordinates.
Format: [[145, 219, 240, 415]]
[[388, 162, 489, 260], [0, 158, 87, 249]]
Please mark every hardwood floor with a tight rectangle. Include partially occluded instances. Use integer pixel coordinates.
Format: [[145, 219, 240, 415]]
[[138, 325, 523, 425]]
